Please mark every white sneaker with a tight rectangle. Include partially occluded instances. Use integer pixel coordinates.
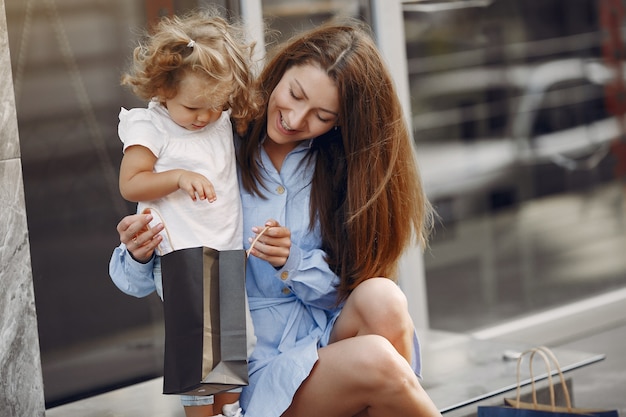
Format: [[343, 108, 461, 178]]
[[222, 401, 243, 417]]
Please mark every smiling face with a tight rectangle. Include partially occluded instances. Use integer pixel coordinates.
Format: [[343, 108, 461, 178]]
[[163, 71, 230, 131], [266, 64, 340, 147]]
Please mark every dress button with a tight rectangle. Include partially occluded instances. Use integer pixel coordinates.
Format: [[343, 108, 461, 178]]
[[282, 287, 291, 295], [280, 271, 289, 280], [276, 185, 285, 194]]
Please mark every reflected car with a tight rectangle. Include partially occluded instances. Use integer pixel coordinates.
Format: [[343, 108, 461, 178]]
[[411, 58, 621, 220], [512, 58, 620, 171]]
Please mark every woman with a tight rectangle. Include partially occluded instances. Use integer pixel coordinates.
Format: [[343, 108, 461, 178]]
[[110, 19, 441, 417]]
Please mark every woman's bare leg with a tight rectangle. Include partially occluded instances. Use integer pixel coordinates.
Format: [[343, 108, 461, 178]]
[[282, 278, 440, 417], [282, 335, 441, 417], [330, 278, 415, 362]]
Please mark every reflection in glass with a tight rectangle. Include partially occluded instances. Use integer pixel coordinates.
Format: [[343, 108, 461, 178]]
[[405, 0, 626, 332], [5, 0, 230, 407], [5, 0, 372, 407], [261, 0, 371, 43]]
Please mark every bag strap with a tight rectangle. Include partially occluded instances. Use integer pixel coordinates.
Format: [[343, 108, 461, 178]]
[[141, 207, 175, 255], [513, 346, 573, 412], [246, 225, 270, 258], [536, 346, 573, 411]]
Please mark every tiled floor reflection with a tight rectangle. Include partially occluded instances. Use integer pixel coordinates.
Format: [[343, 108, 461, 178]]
[[45, 323, 626, 417], [426, 183, 626, 332], [558, 322, 626, 415], [46, 378, 185, 417]]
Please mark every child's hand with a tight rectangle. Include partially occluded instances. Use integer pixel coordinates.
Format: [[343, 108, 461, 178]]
[[177, 170, 217, 202]]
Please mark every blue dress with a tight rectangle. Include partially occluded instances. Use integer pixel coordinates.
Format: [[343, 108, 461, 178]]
[[109, 139, 422, 417]]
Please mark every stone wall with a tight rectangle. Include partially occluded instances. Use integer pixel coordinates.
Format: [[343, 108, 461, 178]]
[[0, 0, 45, 415]]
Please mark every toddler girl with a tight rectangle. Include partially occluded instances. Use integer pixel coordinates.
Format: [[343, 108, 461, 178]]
[[117, 9, 260, 417]]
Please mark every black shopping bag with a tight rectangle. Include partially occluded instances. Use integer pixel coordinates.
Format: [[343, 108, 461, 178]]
[[478, 347, 619, 417], [161, 247, 249, 396]]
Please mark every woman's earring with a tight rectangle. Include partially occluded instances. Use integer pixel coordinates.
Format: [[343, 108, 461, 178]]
[[334, 125, 338, 131]]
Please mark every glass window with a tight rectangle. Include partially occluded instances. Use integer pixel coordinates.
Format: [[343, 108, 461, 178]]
[[261, 0, 371, 43], [404, 0, 626, 332], [5, 0, 237, 407], [5, 0, 373, 406]]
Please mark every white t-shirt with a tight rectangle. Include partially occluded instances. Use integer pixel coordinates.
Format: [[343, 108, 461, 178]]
[[118, 101, 243, 253]]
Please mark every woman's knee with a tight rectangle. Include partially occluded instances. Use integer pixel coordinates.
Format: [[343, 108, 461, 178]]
[[351, 278, 412, 332], [352, 334, 417, 390], [352, 278, 408, 310]]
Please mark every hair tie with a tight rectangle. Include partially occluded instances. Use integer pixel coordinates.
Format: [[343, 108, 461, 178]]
[[187, 39, 196, 48]]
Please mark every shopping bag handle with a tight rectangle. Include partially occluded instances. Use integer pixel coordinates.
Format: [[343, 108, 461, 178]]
[[512, 346, 573, 412], [141, 207, 174, 256], [246, 225, 270, 258]]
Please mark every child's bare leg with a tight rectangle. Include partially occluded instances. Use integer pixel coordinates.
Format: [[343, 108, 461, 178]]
[[214, 391, 240, 412], [184, 404, 215, 417]]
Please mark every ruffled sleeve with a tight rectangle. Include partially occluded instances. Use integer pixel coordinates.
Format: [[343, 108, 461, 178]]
[[118, 103, 167, 158]]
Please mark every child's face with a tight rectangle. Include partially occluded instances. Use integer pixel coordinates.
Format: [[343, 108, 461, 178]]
[[164, 71, 228, 131]]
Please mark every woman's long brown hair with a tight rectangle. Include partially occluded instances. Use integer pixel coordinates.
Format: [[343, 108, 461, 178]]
[[238, 20, 433, 302]]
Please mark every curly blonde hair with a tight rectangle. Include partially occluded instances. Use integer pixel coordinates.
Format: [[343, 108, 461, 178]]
[[121, 9, 261, 134]]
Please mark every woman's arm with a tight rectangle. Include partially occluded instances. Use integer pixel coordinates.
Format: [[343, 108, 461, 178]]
[[109, 244, 158, 298], [248, 219, 340, 310], [280, 244, 341, 310], [108, 213, 163, 297]]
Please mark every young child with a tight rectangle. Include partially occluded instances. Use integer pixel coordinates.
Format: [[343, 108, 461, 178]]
[[117, 9, 260, 417]]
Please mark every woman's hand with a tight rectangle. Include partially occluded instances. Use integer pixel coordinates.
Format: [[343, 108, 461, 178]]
[[116, 211, 164, 263], [247, 219, 291, 268]]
